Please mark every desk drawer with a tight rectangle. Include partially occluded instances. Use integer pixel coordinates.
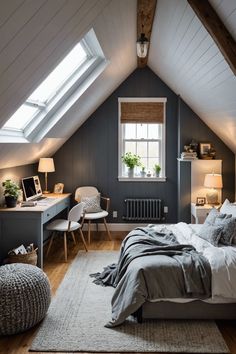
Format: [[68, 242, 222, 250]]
[[56, 198, 70, 214], [43, 206, 57, 223]]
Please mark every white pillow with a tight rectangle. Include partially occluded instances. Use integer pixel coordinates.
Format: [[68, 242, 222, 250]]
[[220, 199, 236, 217]]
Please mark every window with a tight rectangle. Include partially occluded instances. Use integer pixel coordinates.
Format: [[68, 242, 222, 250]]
[[118, 98, 166, 181], [0, 29, 107, 142]]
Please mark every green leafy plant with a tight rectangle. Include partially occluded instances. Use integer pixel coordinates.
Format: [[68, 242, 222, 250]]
[[2, 179, 20, 199], [121, 152, 141, 169], [141, 165, 146, 172], [154, 164, 161, 174]]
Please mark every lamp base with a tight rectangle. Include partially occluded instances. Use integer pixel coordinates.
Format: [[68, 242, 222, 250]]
[[206, 189, 218, 205], [43, 190, 50, 194]]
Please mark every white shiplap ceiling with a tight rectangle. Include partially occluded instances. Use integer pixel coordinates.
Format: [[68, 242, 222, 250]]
[[149, 0, 236, 154], [0, 0, 235, 169]]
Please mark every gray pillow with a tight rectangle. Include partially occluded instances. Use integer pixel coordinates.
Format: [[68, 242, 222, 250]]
[[215, 217, 236, 245], [197, 224, 223, 246], [204, 208, 231, 226], [81, 194, 102, 213]]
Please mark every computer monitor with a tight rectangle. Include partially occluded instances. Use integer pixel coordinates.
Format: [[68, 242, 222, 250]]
[[22, 176, 43, 201]]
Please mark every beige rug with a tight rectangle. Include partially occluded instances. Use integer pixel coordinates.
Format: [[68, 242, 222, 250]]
[[31, 251, 229, 353]]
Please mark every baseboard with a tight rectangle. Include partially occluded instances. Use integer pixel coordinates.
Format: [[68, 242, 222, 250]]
[[82, 223, 148, 231]]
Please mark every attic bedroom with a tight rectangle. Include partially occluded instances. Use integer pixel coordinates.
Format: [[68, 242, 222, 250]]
[[0, 0, 236, 353]]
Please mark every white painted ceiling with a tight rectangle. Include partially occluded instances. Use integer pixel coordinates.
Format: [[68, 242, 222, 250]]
[[0, 0, 235, 169]]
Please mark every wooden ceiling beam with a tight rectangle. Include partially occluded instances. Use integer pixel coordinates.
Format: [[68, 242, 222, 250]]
[[137, 0, 157, 68], [187, 0, 236, 76]]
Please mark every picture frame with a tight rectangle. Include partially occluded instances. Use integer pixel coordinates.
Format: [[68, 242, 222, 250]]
[[199, 143, 211, 156], [196, 197, 206, 206], [53, 183, 64, 194]]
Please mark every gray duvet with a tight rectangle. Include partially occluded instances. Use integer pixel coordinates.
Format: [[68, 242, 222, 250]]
[[91, 226, 211, 327]]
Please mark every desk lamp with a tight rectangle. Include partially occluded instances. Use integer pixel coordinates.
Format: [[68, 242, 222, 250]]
[[204, 173, 223, 205], [38, 158, 55, 194]]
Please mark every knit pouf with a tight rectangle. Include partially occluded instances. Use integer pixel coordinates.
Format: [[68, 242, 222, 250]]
[[0, 263, 51, 335]]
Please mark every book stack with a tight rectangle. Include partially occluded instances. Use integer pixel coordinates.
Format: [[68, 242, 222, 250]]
[[181, 151, 198, 160]]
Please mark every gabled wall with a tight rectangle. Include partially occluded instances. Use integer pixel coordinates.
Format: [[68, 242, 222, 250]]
[[50, 67, 235, 223]]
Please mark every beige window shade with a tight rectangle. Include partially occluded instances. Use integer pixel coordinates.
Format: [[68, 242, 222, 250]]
[[120, 102, 164, 124]]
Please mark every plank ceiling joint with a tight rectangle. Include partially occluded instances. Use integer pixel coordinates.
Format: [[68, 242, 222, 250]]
[[187, 0, 236, 76], [137, 0, 157, 68]]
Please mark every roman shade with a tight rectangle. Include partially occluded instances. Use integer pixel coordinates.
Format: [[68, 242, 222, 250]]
[[120, 102, 164, 124]]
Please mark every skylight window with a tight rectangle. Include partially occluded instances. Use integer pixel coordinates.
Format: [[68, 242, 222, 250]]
[[0, 29, 107, 142]]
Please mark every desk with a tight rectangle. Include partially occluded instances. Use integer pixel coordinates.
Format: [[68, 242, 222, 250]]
[[0, 193, 71, 268]]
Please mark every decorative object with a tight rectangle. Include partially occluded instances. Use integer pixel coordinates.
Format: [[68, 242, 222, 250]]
[[137, 30, 149, 58], [7, 248, 38, 266], [204, 173, 223, 204], [154, 164, 161, 177], [38, 157, 55, 193], [53, 183, 64, 194], [2, 179, 21, 208], [31, 251, 229, 353], [0, 263, 51, 335], [196, 197, 206, 206], [199, 143, 215, 159], [121, 152, 141, 177]]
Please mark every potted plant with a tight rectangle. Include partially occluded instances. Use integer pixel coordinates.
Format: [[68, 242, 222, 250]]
[[121, 152, 141, 177], [140, 165, 146, 178], [154, 164, 161, 177], [2, 179, 21, 208]]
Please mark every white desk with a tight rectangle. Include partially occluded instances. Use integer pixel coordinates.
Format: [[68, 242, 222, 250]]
[[0, 193, 71, 267]]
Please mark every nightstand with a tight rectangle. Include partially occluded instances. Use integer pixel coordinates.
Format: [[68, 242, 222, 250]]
[[191, 203, 221, 224]]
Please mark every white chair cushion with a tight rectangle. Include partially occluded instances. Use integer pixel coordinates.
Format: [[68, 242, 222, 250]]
[[46, 219, 80, 232], [84, 210, 108, 220]]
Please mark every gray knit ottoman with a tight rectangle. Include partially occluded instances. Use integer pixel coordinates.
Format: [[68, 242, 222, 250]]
[[0, 263, 51, 335]]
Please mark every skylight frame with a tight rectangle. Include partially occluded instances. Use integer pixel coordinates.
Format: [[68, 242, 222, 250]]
[[0, 29, 107, 143]]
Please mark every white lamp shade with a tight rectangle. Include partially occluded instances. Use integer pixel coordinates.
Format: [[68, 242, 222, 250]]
[[204, 173, 223, 189], [38, 158, 55, 172]]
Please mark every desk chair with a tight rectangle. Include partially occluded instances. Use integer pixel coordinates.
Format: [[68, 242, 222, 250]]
[[46, 203, 87, 262], [75, 186, 112, 244]]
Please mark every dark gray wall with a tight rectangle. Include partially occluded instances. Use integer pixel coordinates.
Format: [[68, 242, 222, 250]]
[[51, 67, 235, 223], [51, 68, 178, 222], [0, 164, 37, 206]]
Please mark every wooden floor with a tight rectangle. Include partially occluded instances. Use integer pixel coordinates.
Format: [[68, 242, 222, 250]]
[[1, 231, 236, 354]]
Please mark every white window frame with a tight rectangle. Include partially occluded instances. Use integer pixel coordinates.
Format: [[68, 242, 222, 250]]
[[118, 97, 167, 182], [0, 29, 108, 143]]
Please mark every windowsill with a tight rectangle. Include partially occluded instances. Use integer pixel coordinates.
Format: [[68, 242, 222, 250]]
[[118, 176, 167, 182]]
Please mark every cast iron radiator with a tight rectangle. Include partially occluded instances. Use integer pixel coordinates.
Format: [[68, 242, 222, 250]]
[[124, 198, 162, 221]]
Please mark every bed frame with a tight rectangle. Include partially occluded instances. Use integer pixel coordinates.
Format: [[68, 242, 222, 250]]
[[134, 301, 236, 322]]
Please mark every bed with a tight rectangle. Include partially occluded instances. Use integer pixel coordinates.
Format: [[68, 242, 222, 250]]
[[92, 199, 236, 327]]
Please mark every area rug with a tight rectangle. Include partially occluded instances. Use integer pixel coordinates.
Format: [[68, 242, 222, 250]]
[[31, 251, 229, 353]]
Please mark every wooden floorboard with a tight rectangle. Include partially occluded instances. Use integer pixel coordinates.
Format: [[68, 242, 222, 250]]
[[1, 231, 236, 354]]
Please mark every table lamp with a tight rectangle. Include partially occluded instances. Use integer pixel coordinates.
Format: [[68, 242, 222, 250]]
[[38, 158, 55, 194], [204, 173, 223, 205]]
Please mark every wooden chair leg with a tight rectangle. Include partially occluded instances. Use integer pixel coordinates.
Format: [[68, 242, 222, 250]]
[[46, 231, 55, 257], [71, 231, 77, 245], [64, 231, 68, 262], [103, 218, 112, 241], [88, 220, 91, 244], [79, 228, 88, 252]]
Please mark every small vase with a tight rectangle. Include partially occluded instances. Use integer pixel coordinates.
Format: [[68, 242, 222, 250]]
[[155, 172, 160, 177], [128, 168, 134, 178], [5, 196, 17, 208], [140, 171, 146, 178]]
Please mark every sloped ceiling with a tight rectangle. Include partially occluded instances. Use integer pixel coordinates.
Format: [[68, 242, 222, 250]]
[[0, 0, 235, 169], [149, 0, 236, 154]]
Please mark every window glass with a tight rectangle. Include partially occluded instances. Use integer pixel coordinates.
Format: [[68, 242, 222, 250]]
[[4, 105, 39, 130], [124, 124, 136, 139], [137, 124, 147, 139], [149, 142, 159, 157], [137, 141, 147, 157], [148, 124, 160, 139]]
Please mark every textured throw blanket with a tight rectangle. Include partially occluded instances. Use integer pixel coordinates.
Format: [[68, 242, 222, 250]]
[[91, 227, 211, 327]]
